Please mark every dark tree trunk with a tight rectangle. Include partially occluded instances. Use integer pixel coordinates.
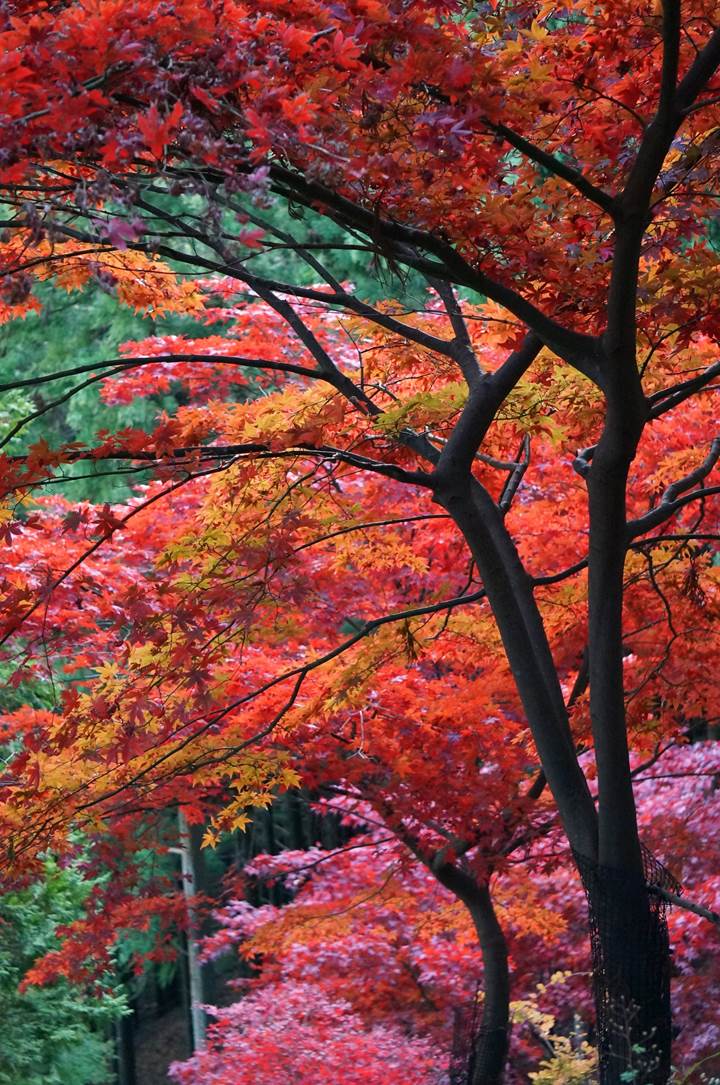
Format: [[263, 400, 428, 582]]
[[113, 1006, 137, 1085], [435, 865, 510, 1085], [585, 369, 673, 1083], [437, 479, 598, 860], [440, 477, 676, 1083], [576, 853, 675, 1085], [466, 884, 510, 1085]]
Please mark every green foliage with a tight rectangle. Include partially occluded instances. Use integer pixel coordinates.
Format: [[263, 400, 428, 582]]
[[0, 857, 125, 1085], [0, 659, 57, 716], [0, 280, 212, 502], [131, 183, 426, 303], [234, 199, 427, 304]]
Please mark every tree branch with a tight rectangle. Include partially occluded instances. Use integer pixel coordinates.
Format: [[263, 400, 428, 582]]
[[675, 26, 720, 114], [626, 438, 720, 537], [499, 435, 531, 515], [428, 277, 484, 391], [487, 120, 617, 216], [434, 333, 542, 483], [267, 166, 602, 379], [649, 359, 720, 419], [627, 484, 720, 538], [0, 353, 323, 393], [648, 885, 720, 929]]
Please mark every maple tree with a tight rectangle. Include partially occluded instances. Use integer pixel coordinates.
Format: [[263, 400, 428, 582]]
[[0, 1, 719, 1082]]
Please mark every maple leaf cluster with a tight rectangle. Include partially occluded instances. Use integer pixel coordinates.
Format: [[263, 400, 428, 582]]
[[0, 0, 716, 340]]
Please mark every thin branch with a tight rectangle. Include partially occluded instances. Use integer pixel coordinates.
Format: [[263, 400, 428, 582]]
[[532, 558, 589, 587], [0, 462, 231, 648], [675, 26, 720, 114], [649, 358, 720, 419], [47, 586, 489, 825], [0, 353, 323, 393], [7, 441, 434, 491], [291, 513, 450, 554], [266, 165, 602, 378], [499, 434, 531, 515], [626, 438, 720, 538], [487, 120, 617, 215], [530, 526, 719, 590], [648, 885, 720, 929], [242, 835, 396, 886], [427, 277, 484, 391]]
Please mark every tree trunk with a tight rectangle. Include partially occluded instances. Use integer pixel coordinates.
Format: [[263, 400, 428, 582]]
[[440, 476, 676, 1082], [585, 386, 674, 1084], [437, 479, 598, 861], [175, 810, 208, 1052], [435, 865, 510, 1085], [575, 852, 675, 1085], [113, 1006, 137, 1085]]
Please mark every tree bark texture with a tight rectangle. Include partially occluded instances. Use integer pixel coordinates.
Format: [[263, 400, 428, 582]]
[[436, 865, 510, 1085], [575, 848, 679, 1085]]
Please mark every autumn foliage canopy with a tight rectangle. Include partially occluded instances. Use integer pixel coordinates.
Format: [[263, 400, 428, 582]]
[[0, 1, 719, 1082]]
